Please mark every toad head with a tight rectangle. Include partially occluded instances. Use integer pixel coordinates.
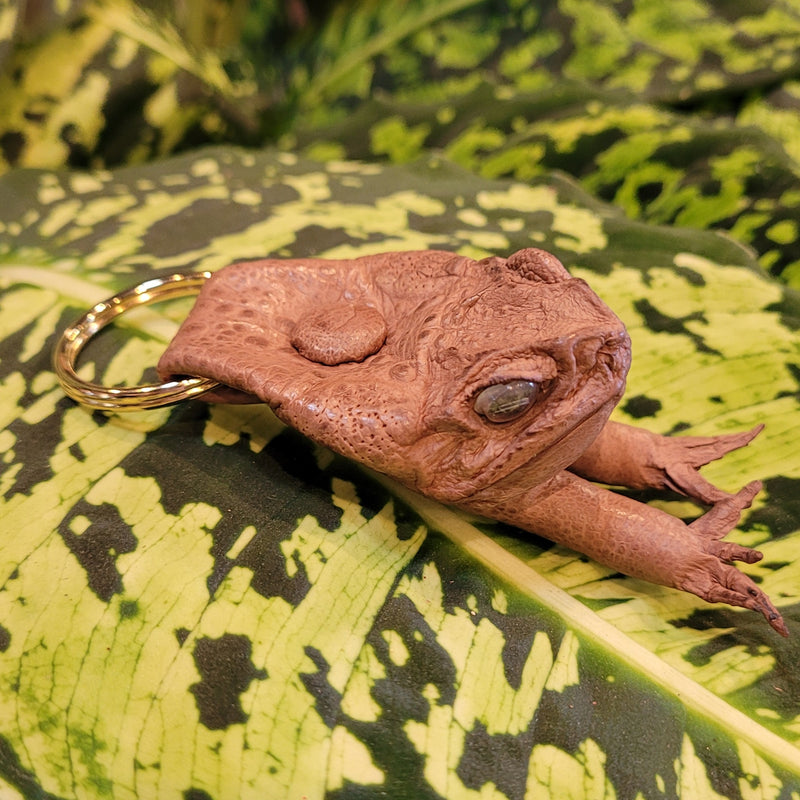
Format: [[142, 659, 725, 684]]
[[159, 248, 631, 502]]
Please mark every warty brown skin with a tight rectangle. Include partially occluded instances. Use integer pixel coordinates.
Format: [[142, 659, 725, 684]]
[[159, 248, 787, 635]]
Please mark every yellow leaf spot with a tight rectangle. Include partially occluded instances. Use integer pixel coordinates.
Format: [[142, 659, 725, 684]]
[[544, 630, 580, 692], [69, 515, 92, 536], [457, 208, 489, 227], [327, 725, 385, 791], [382, 630, 410, 667], [455, 231, 510, 252], [527, 739, 615, 799], [226, 525, 258, 560], [737, 740, 782, 800], [490, 589, 508, 615], [340, 644, 385, 722], [190, 158, 221, 178], [69, 174, 106, 195], [232, 189, 263, 207], [766, 219, 798, 246], [37, 200, 83, 238], [677, 735, 728, 799], [37, 182, 67, 205]]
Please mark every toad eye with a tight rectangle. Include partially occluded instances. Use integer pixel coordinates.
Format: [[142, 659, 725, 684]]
[[473, 380, 540, 423]]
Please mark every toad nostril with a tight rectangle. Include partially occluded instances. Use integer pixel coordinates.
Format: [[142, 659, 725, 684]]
[[602, 330, 629, 350], [602, 330, 632, 358], [595, 330, 631, 373]]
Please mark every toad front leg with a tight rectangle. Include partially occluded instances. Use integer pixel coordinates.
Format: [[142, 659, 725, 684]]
[[569, 420, 763, 504], [464, 471, 787, 635]]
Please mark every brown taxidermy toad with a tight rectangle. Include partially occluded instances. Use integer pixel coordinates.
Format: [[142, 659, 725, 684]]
[[159, 248, 786, 635]]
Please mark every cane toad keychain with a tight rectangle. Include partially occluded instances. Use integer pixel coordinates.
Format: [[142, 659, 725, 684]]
[[53, 247, 787, 635]]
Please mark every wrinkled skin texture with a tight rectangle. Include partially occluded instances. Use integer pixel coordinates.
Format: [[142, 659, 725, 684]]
[[159, 248, 786, 635]]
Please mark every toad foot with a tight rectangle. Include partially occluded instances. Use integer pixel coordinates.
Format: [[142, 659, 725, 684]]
[[571, 422, 764, 505], [681, 481, 787, 636], [656, 425, 765, 505]]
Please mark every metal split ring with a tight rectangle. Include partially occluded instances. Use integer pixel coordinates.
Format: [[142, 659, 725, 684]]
[[53, 271, 220, 411]]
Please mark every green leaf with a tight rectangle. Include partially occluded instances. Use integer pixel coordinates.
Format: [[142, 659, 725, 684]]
[[1, 148, 799, 798]]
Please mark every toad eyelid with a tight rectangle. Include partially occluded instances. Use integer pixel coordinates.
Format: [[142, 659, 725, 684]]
[[471, 355, 558, 394]]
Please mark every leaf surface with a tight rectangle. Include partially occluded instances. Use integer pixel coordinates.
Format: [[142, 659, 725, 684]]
[[1, 148, 799, 799]]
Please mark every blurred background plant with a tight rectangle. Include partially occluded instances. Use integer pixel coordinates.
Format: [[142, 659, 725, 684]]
[[0, 0, 342, 172], [3, 0, 800, 284]]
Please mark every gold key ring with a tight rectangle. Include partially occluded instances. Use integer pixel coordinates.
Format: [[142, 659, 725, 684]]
[[53, 271, 220, 411]]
